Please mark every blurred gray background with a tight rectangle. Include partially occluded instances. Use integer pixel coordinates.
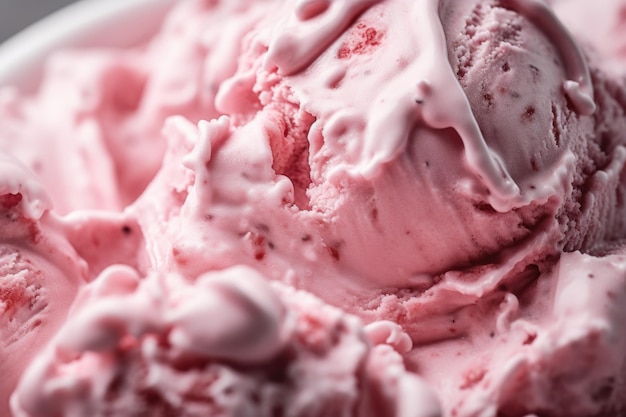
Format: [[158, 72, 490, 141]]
[[0, 0, 78, 43]]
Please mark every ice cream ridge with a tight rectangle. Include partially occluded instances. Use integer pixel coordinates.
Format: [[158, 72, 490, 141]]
[[1, 0, 625, 416]]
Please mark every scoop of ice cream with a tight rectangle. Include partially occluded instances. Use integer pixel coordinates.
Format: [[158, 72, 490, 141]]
[[445, 0, 626, 251], [175, 0, 599, 294], [11, 265, 439, 417], [0, 154, 86, 417], [445, 0, 588, 187]]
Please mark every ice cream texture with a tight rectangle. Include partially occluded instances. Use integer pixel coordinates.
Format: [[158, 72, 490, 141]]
[[1, 0, 626, 416]]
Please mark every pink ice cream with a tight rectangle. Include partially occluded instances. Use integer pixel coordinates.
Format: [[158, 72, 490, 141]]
[[1, 0, 626, 416]]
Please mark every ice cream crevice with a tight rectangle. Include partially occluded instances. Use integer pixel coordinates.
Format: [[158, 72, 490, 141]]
[[263, 103, 315, 210]]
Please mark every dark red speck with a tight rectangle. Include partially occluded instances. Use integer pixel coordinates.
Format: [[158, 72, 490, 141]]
[[172, 247, 188, 266], [523, 333, 537, 345], [521, 106, 536, 122], [0, 193, 22, 209], [251, 233, 266, 261], [328, 246, 340, 261], [337, 45, 351, 59]]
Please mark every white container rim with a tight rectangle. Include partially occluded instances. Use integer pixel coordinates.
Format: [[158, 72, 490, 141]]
[[0, 0, 175, 93]]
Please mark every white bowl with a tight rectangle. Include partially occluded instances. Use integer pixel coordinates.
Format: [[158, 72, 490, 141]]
[[0, 0, 176, 93]]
